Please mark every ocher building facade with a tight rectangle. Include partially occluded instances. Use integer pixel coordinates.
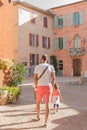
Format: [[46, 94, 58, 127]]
[[0, 0, 19, 85], [0, 0, 18, 61], [51, 1, 87, 76]]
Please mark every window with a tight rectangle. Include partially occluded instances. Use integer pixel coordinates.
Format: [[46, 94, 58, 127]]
[[22, 61, 27, 66], [42, 36, 50, 49], [43, 17, 48, 28], [59, 38, 63, 49], [70, 11, 84, 26], [54, 15, 66, 28], [58, 60, 63, 70], [54, 37, 66, 50], [29, 54, 39, 66], [74, 36, 80, 48], [29, 33, 39, 46], [31, 18, 35, 23], [32, 34, 35, 46], [31, 12, 37, 24], [58, 17, 63, 27]]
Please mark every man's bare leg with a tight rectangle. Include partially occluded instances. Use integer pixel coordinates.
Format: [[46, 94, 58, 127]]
[[44, 103, 49, 124], [36, 102, 40, 120]]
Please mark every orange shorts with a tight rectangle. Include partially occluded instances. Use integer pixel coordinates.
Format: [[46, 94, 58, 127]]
[[36, 86, 52, 103]]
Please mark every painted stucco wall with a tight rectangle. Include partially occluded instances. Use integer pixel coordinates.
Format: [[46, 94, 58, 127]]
[[52, 1, 87, 76], [17, 4, 54, 66]]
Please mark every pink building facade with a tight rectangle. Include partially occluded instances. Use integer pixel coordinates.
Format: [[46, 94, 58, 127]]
[[50, 1, 87, 76]]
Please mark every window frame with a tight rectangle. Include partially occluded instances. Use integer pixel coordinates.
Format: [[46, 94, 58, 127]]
[[29, 33, 39, 47], [29, 54, 39, 66], [42, 36, 50, 49]]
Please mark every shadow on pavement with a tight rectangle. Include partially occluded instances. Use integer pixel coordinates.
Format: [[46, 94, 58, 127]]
[[52, 112, 87, 130]]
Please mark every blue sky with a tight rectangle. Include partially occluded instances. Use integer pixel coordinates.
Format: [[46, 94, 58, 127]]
[[19, 0, 84, 10]]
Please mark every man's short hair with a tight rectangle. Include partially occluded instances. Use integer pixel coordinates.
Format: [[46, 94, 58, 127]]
[[41, 54, 48, 61]]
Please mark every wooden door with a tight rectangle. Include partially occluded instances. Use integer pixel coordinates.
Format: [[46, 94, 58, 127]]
[[73, 59, 81, 76]]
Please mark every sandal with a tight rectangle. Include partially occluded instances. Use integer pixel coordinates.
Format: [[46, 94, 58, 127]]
[[36, 116, 40, 121], [43, 122, 48, 127]]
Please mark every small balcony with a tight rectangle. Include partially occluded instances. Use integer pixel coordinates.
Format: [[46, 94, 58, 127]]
[[69, 47, 85, 56]]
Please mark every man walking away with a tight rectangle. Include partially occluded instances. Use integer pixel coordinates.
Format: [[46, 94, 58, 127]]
[[34, 54, 55, 127]]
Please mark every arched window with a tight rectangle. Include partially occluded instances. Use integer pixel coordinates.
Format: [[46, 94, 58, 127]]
[[74, 35, 80, 48]]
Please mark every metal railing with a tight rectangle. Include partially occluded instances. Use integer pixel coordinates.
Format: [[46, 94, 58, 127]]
[[69, 47, 85, 56]]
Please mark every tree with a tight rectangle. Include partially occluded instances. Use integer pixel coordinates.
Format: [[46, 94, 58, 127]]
[[50, 55, 58, 75]]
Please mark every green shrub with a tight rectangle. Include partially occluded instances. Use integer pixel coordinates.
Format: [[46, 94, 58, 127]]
[[12, 63, 27, 86], [0, 86, 21, 104]]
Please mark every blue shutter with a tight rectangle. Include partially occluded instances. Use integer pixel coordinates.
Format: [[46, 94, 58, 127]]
[[70, 13, 73, 26], [75, 13, 79, 25], [63, 15, 66, 27], [54, 15, 58, 28], [80, 10, 84, 24]]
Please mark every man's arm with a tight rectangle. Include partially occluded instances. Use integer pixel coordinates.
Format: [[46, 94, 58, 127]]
[[34, 73, 38, 90], [51, 72, 55, 87]]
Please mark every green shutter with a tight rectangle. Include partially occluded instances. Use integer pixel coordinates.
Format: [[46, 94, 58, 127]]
[[57, 38, 59, 49], [63, 37, 66, 49], [70, 13, 73, 26], [63, 15, 66, 27], [80, 10, 84, 24], [54, 38, 57, 50], [54, 15, 58, 28]]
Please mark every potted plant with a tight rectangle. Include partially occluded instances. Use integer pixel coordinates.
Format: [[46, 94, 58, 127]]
[[0, 86, 21, 104], [0, 59, 27, 105]]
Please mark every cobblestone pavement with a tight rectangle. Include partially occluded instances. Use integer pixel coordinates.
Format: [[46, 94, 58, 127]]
[[0, 77, 87, 130]]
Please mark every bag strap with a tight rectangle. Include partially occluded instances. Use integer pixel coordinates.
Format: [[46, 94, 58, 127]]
[[38, 65, 49, 80]]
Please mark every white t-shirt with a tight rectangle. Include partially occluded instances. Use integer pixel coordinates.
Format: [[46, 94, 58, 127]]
[[34, 63, 55, 86]]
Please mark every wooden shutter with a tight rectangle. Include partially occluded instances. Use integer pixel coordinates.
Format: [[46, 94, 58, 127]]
[[48, 37, 50, 49], [54, 38, 57, 50], [58, 38, 59, 49], [63, 15, 66, 27], [30, 53, 32, 66], [80, 10, 84, 24], [54, 15, 58, 28], [36, 54, 39, 65], [44, 17, 47, 27], [42, 36, 44, 48], [70, 13, 73, 26], [74, 13, 79, 25], [29, 33, 32, 46], [63, 37, 66, 49], [36, 35, 39, 46]]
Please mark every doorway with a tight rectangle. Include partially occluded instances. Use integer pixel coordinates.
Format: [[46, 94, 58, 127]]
[[73, 59, 81, 76], [58, 60, 63, 76]]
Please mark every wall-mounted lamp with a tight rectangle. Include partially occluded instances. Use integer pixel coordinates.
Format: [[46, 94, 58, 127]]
[[8, 0, 11, 4]]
